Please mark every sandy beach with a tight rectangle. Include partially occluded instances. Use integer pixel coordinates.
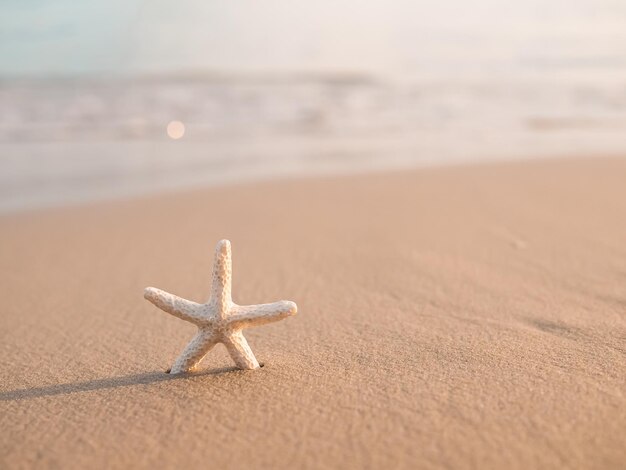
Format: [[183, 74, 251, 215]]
[[1, 157, 625, 469]]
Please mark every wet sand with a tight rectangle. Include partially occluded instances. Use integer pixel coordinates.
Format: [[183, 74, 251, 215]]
[[1, 157, 625, 469]]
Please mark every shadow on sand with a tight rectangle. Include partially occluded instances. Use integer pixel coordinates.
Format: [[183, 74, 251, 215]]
[[1, 366, 243, 402]]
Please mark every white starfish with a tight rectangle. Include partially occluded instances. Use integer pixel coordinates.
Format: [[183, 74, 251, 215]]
[[144, 239, 298, 373]]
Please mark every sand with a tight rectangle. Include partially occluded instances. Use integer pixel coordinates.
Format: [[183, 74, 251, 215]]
[[1, 157, 625, 469]]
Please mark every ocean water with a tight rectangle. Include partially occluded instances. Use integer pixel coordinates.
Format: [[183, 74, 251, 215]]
[[1, 0, 625, 212]]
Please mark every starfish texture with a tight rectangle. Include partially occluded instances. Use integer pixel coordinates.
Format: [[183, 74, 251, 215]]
[[144, 239, 298, 373]]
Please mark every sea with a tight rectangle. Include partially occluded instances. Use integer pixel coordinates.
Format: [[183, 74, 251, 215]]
[[1, 0, 625, 212]]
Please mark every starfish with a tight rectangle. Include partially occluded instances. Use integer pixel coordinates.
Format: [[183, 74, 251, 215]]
[[144, 239, 298, 373]]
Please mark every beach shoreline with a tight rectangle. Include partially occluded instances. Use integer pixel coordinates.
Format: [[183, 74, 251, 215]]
[[3, 69, 626, 214]]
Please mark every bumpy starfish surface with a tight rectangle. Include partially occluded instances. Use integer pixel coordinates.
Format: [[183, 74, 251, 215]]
[[144, 239, 298, 373]]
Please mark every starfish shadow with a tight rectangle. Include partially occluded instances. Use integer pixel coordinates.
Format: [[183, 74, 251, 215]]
[[0, 366, 246, 402]]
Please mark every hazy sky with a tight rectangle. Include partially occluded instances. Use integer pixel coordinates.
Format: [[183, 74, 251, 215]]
[[1, 0, 625, 78]]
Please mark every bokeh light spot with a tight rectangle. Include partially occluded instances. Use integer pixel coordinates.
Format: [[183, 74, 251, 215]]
[[167, 120, 185, 140]]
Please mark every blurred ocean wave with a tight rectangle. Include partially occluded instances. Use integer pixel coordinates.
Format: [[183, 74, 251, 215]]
[[2, 73, 626, 143], [1, 72, 626, 213]]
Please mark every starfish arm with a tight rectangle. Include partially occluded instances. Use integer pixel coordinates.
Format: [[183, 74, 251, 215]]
[[210, 240, 232, 311], [223, 330, 260, 369], [144, 287, 205, 325], [228, 301, 297, 329], [169, 329, 218, 374]]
